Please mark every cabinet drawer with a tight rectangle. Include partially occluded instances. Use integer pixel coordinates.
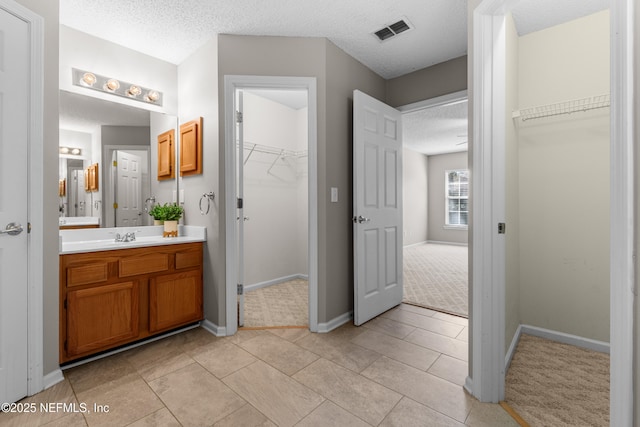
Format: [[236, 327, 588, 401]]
[[119, 253, 169, 277], [67, 262, 109, 287], [175, 249, 202, 270]]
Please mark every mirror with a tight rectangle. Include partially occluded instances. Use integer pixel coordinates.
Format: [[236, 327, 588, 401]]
[[59, 91, 178, 228]]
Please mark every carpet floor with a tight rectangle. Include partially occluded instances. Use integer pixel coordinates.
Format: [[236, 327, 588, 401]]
[[505, 334, 609, 426], [242, 279, 308, 328], [403, 243, 468, 317]]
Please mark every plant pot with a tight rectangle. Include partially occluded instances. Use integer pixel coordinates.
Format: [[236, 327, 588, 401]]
[[153, 219, 164, 226], [163, 220, 178, 237]]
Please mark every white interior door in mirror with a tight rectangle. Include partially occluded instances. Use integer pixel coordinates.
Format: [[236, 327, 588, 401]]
[[116, 150, 142, 226]]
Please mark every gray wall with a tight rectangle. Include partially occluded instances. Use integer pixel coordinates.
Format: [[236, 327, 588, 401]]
[[402, 148, 428, 246], [324, 41, 387, 321], [16, 0, 60, 378], [427, 152, 468, 244], [385, 56, 467, 108]]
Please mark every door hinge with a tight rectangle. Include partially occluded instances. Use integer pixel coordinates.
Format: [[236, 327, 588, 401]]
[[237, 198, 243, 209], [63, 299, 67, 309], [236, 111, 243, 123], [113, 160, 117, 167], [237, 284, 244, 295], [64, 340, 67, 351], [498, 222, 506, 234], [27, 222, 31, 233], [113, 202, 118, 209]]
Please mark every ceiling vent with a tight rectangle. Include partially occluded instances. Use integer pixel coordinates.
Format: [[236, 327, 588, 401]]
[[374, 18, 413, 42]]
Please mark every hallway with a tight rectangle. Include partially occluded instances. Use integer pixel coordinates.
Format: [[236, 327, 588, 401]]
[[2, 305, 516, 426]]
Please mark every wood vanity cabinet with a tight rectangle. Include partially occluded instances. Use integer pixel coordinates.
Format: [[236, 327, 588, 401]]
[[59, 242, 203, 363]]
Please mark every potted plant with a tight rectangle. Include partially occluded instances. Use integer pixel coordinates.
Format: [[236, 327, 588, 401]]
[[161, 203, 183, 237], [148, 204, 165, 226]]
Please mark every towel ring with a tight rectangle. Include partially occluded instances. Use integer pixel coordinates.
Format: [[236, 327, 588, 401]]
[[199, 192, 215, 215]]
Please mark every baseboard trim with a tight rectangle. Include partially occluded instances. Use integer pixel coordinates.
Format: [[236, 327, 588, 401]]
[[426, 240, 468, 247], [244, 274, 308, 292], [463, 376, 473, 396], [504, 325, 523, 371], [403, 240, 428, 248], [42, 369, 64, 390], [520, 325, 610, 354], [201, 319, 227, 337], [505, 324, 610, 372], [317, 311, 352, 333]]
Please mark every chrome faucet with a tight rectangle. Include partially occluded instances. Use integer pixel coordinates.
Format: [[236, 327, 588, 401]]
[[115, 232, 136, 242]]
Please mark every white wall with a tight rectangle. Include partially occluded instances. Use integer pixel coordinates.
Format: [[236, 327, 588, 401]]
[[427, 151, 469, 244], [242, 92, 309, 285], [402, 148, 428, 246], [504, 13, 521, 352], [517, 11, 610, 342], [59, 26, 178, 114]]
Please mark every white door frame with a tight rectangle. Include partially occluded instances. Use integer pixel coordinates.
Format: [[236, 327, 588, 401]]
[[0, 0, 44, 396], [224, 75, 318, 335], [471, 1, 635, 424]]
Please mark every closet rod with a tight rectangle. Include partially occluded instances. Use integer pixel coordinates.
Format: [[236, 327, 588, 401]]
[[512, 94, 610, 122]]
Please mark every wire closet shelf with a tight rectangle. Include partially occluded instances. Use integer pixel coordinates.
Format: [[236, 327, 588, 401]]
[[512, 94, 610, 122]]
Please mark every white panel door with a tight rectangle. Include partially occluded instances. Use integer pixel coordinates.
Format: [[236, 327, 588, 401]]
[[353, 90, 403, 326], [0, 6, 29, 403], [116, 151, 142, 227]]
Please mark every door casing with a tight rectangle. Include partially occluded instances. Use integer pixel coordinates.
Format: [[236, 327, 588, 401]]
[[224, 75, 318, 335], [0, 0, 45, 396]]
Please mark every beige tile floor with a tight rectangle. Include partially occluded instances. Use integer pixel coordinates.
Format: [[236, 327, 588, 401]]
[[1, 304, 518, 427]]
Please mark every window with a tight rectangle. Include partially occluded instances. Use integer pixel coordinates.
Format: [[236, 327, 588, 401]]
[[445, 169, 468, 227]]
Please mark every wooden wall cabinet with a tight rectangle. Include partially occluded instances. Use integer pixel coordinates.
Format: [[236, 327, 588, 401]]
[[59, 242, 203, 363], [85, 163, 99, 192], [180, 117, 202, 176], [157, 129, 175, 180]]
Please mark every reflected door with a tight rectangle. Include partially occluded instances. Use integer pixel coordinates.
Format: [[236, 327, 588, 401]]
[[116, 151, 142, 227]]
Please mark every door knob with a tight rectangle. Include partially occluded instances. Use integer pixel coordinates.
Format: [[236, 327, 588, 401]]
[[0, 222, 23, 236], [353, 216, 370, 224]]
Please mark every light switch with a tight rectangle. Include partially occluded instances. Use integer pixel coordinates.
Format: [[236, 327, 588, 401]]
[[331, 187, 338, 203], [179, 189, 185, 203], [172, 190, 177, 203]]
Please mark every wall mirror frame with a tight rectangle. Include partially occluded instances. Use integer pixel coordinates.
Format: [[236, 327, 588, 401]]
[[59, 90, 179, 229]]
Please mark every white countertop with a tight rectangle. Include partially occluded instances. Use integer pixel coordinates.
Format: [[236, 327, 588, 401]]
[[59, 225, 206, 254]]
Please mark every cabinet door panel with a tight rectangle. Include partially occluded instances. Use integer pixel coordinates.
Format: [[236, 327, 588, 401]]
[[157, 129, 175, 180], [66, 262, 109, 287], [149, 270, 202, 332], [66, 281, 139, 356]]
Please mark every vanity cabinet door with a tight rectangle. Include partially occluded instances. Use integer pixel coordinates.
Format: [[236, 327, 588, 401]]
[[149, 270, 202, 333], [157, 129, 175, 180], [66, 281, 139, 357]]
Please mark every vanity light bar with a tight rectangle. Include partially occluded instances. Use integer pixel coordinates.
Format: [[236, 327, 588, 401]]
[[59, 146, 82, 156], [72, 68, 163, 106]]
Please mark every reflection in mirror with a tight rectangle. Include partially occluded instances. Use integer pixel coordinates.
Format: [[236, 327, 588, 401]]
[[59, 91, 178, 228]]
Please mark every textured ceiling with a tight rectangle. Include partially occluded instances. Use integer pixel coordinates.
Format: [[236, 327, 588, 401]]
[[59, 0, 468, 79], [511, 0, 609, 36], [403, 100, 468, 155]]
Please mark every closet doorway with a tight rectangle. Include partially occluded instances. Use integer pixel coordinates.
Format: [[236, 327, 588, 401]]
[[224, 76, 319, 335], [238, 89, 309, 328]]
